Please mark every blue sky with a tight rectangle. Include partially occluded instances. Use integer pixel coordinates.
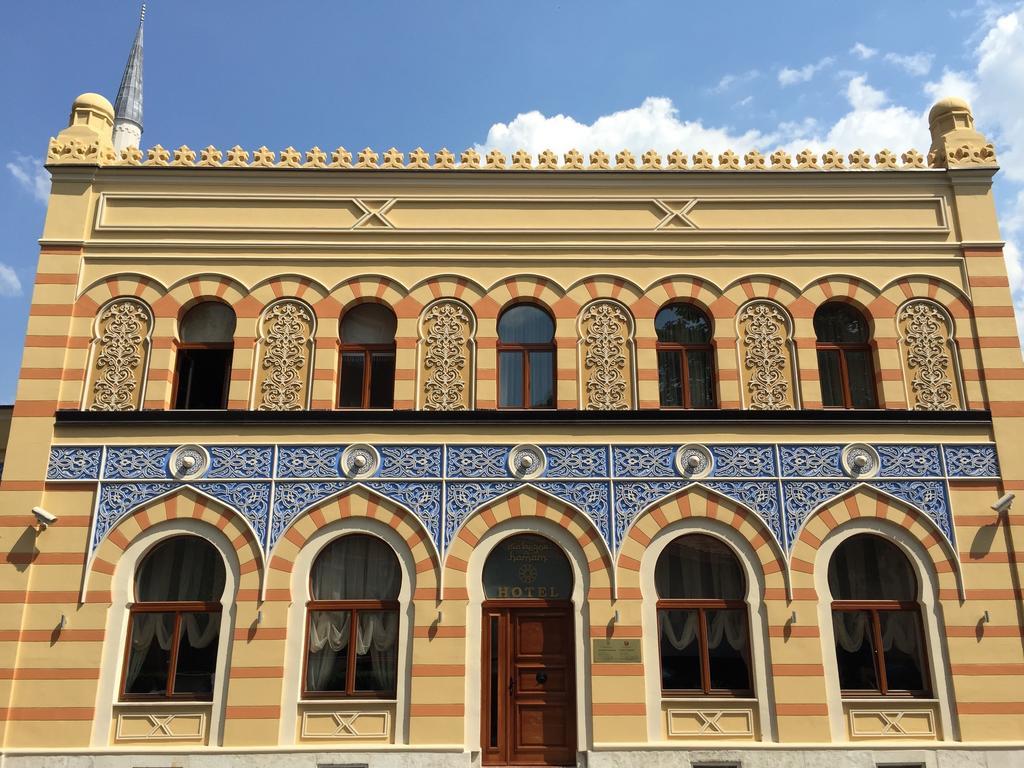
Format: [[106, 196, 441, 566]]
[[3, 0, 1024, 403]]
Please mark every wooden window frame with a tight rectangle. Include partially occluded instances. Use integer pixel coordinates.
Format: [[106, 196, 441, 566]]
[[655, 340, 717, 409], [119, 600, 222, 701], [301, 598, 400, 699], [172, 342, 233, 410], [337, 342, 396, 409], [496, 304, 556, 410], [656, 597, 752, 696], [815, 341, 878, 409], [831, 599, 930, 698]]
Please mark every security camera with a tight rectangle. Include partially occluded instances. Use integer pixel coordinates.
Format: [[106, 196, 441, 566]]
[[32, 507, 57, 529], [991, 493, 1015, 515]]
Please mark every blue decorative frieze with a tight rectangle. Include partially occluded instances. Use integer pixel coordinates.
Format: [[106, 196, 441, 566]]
[[104, 447, 170, 480], [378, 446, 442, 478], [613, 446, 677, 478], [876, 445, 941, 477], [47, 446, 101, 480], [780, 445, 844, 478], [614, 480, 691, 543], [545, 446, 609, 478], [944, 445, 1000, 478], [712, 445, 775, 478], [276, 446, 342, 478], [446, 481, 520, 546], [207, 446, 274, 479], [59, 440, 995, 560], [446, 446, 510, 478]]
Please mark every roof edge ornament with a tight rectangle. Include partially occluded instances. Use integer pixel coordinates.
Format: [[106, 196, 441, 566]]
[[927, 96, 998, 169], [112, 3, 144, 153]]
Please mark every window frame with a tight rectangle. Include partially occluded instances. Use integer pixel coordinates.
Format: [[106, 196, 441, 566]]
[[496, 302, 556, 410], [814, 302, 879, 409], [119, 599, 222, 701], [831, 599, 931, 698], [655, 303, 717, 409], [172, 341, 233, 410], [656, 596, 753, 697], [337, 341, 397, 409]]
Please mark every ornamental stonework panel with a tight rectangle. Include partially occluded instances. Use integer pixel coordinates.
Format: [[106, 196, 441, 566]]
[[254, 299, 315, 410], [579, 300, 634, 410], [898, 300, 962, 410], [86, 298, 153, 411], [419, 299, 474, 410], [737, 300, 797, 410]]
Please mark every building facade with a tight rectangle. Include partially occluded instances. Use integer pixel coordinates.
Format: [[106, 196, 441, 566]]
[[1, 86, 1023, 768]]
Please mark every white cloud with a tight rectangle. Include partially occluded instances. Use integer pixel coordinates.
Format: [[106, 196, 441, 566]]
[[0, 264, 22, 298], [851, 42, 878, 60], [709, 69, 759, 94], [924, 68, 979, 104], [778, 56, 834, 86], [884, 51, 935, 76], [6, 155, 48, 204]]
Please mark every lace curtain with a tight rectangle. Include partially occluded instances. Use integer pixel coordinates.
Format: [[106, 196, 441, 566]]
[[126, 611, 220, 690], [832, 610, 921, 655], [658, 609, 748, 652]]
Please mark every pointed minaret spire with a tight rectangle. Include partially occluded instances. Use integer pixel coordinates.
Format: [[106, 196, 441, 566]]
[[112, 4, 145, 153]]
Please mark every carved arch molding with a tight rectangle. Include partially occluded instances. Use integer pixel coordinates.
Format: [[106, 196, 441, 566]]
[[86, 298, 153, 411], [254, 299, 315, 410], [897, 299, 963, 411], [737, 300, 797, 410]]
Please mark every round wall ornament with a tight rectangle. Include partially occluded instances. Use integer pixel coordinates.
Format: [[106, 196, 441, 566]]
[[168, 444, 210, 480], [340, 443, 381, 479], [842, 443, 880, 479], [508, 444, 546, 479], [675, 444, 714, 479]]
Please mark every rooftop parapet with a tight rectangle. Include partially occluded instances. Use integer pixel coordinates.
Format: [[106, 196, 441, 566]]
[[45, 93, 998, 173]]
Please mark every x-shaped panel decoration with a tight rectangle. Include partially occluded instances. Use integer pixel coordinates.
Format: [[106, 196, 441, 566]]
[[653, 199, 697, 229], [353, 199, 397, 229]]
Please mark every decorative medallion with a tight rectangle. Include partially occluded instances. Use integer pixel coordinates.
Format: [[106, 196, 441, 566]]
[[168, 445, 210, 481], [256, 300, 314, 411], [675, 444, 714, 479], [340, 444, 381, 479], [509, 444, 546, 479], [421, 300, 472, 411], [579, 301, 631, 410], [88, 298, 152, 411], [898, 300, 959, 411], [842, 443, 880, 479], [737, 300, 794, 410]]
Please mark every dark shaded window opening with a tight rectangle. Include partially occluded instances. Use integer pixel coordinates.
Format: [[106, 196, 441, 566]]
[[655, 303, 716, 408], [497, 303, 556, 409], [339, 304, 397, 409], [814, 302, 878, 409], [173, 302, 236, 410]]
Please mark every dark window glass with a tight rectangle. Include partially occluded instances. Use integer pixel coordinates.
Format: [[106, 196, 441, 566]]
[[497, 304, 555, 409], [814, 302, 877, 409], [829, 534, 929, 696], [656, 535, 751, 695], [305, 535, 401, 697], [339, 304, 396, 409], [174, 302, 236, 410], [122, 536, 224, 700], [656, 303, 716, 408]]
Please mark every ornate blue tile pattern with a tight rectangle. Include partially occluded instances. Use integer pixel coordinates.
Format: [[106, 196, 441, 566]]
[[47, 446, 101, 480], [54, 441, 995, 560]]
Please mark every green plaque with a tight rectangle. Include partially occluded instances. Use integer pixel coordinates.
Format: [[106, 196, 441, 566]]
[[592, 638, 642, 663]]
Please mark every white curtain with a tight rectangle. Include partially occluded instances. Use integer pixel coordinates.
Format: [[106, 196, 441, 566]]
[[833, 610, 921, 655], [658, 610, 748, 652], [306, 536, 401, 692], [125, 611, 220, 691]]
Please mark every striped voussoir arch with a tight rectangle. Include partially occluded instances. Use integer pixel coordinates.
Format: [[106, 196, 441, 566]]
[[616, 484, 789, 598], [265, 485, 440, 599], [564, 274, 645, 308], [160, 274, 248, 318], [407, 274, 488, 309], [443, 486, 614, 600], [75, 273, 166, 316], [331, 275, 410, 316], [788, 485, 963, 600], [801, 274, 884, 317], [85, 487, 264, 604], [721, 273, 803, 310], [246, 274, 330, 309]]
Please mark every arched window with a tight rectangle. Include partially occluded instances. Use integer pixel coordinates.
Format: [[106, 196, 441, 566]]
[[814, 302, 878, 409], [122, 536, 225, 699], [829, 534, 929, 696], [304, 535, 401, 697], [656, 303, 716, 408], [339, 304, 397, 409], [174, 301, 236, 409], [497, 303, 555, 409], [655, 534, 751, 695]]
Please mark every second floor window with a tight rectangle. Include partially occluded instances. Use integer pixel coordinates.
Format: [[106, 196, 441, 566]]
[[815, 302, 878, 409], [122, 536, 225, 700], [339, 304, 397, 409], [656, 303, 716, 408], [174, 302, 236, 409], [497, 303, 555, 409]]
